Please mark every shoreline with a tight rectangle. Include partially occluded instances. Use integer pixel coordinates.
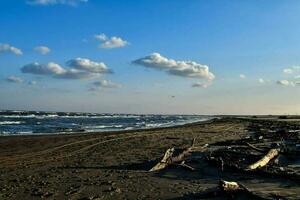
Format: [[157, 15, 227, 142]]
[[0, 117, 299, 199]]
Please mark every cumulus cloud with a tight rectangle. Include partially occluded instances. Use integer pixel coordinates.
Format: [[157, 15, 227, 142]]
[[0, 44, 23, 55], [21, 58, 111, 80], [258, 78, 265, 83], [27, 0, 88, 6], [132, 53, 215, 83], [90, 80, 122, 91], [283, 66, 300, 75], [95, 33, 129, 49], [66, 58, 112, 73], [101, 37, 128, 49], [239, 74, 246, 79], [34, 46, 50, 55], [277, 80, 295, 87], [6, 76, 23, 83], [21, 62, 65, 75]]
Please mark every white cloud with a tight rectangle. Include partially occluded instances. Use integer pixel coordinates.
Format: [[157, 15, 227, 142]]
[[239, 74, 246, 79], [90, 80, 122, 90], [100, 37, 128, 49], [34, 46, 50, 55], [6, 76, 23, 83], [21, 58, 111, 80], [95, 33, 129, 49], [277, 80, 293, 86], [94, 34, 107, 41], [0, 44, 23, 55], [66, 58, 112, 73], [21, 62, 66, 75], [283, 66, 300, 75], [27, 0, 88, 6], [132, 53, 215, 83]]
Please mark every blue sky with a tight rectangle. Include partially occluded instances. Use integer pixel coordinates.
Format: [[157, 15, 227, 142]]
[[1, 0, 300, 114]]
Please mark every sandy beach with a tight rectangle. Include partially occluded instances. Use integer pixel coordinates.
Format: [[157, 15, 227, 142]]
[[0, 117, 299, 199]]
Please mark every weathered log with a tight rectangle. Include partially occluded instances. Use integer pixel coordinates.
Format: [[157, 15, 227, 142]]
[[149, 147, 175, 172], [247, 148, 280, 170], [149, 138, 198, 172], [169, 139, 195, 163]]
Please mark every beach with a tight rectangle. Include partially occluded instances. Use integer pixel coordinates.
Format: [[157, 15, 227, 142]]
[[0, 117, 299, 199]]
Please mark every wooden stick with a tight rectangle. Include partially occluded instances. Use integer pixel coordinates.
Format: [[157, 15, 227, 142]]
[[177, 161, 195, 171], [247, 148, 280, 170], [149, 138, 197, 172]]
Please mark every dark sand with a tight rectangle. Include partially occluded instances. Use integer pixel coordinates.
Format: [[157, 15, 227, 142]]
[[0, 117, 299, 199]]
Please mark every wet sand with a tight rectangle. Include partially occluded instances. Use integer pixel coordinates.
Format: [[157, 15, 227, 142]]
[[0, 117, 299, 199]]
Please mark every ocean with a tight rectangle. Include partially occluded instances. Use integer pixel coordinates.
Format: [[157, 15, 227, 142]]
[[0, 110, 213, 136]]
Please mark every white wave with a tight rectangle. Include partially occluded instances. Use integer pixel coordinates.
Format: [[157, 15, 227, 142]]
[[0, 121, 24, 125], [145, 123, 164, 128], [1, 114, 35, 118], [35, 114, 58, 119], [84, 124, 124, 129], [18, 131, 33, 134]]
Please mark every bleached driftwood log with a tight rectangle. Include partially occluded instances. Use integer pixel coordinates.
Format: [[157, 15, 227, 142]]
[[149, 138, 199, 172], [149, 147, 175, 172], [247, 148, 280, 170]]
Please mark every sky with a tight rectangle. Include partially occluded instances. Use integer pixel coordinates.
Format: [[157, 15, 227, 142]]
[[1, 0, 300, 115]]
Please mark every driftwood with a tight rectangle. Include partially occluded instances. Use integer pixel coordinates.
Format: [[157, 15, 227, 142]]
[[149, 147, 175, 172], [219, 180, 251, 192], [149, 138, 205, 172], [247, 148, 280, 170], [196, 180, 267, 199], [219, 180, 268, 199], [176, 161, 195, 171]]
